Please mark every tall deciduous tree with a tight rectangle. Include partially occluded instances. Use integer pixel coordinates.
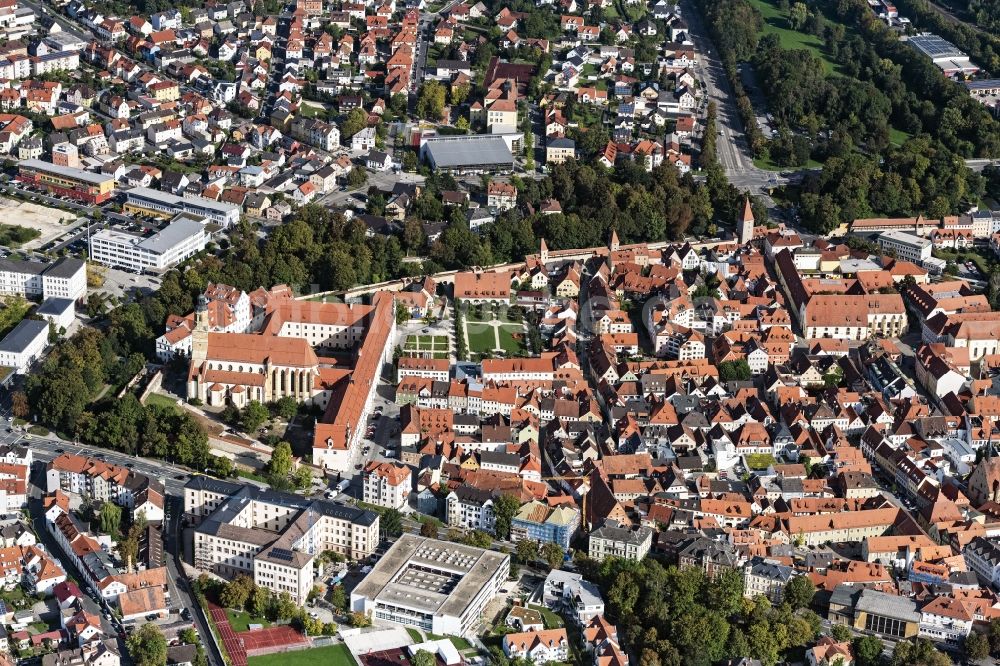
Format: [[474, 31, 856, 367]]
[[127, 624, 168, 666], [492, 494, 520, 541], [99, 502, 122, 537]]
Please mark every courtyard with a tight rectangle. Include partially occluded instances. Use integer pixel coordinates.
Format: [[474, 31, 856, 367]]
[[401, 334, 449, 359]]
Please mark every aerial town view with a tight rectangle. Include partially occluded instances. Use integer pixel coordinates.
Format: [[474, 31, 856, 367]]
[[0, 0, 995, 663]]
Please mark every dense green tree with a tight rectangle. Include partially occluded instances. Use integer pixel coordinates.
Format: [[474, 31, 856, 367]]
[[718, 360, 752, 381], [381, 509, 404, 538], [250, 586, 271, 617], [419, 519, 439, 539], [890, 638, 950, 666], [412, 650, 436, 666], [349, 611, 372, 628], [347, 167, 368, 188], [965, 631, 990, 661], [239, 401, 269, 433], [464, 530, 493, 548], [272, 396, 298, 420], [416, 81, 446, 120], [492, 494, 520, 540], [541, 542, 564, 570], [990, 617, 1000, 655], [127, 624, 168, 666], [851, 636, 885, 666], [268, 442, 294, 478], [99, 502, 122, 537], [340, 108, 368, 138], [831, 624, 852, 642], [783, 575, 816, 610], [515, 539, 538, 564], [220, 575, 254, 610]]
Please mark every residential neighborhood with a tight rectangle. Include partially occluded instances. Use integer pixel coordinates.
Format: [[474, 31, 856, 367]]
[[0, 0, 992, 663]]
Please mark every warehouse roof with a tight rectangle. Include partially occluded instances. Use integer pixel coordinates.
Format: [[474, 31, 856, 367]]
[[423, 135, 514, 168]]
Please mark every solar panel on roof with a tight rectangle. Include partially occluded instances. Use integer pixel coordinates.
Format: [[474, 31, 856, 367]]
[[271, 548, 294, 561]]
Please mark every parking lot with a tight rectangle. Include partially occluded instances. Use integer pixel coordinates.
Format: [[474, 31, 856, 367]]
[[99, 266, 162, 300], [0, 195, 80, 250]]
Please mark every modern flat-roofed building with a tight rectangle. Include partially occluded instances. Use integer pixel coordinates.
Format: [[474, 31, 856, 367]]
[[89, 213, 207, 272], [0, 319, 48, 374], [350, 534, 509, 636], [420, 134, 522, 174], [0, 257, 86, 301], [878, 230, 932, 264], [17, 159, 114, 204], [123, 186, 240, 227], [907, 32, 979, 77], [188, 478, 379, 604]]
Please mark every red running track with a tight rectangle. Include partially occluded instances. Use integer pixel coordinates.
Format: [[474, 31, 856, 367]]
[[207, 602, 309, 664], [208, 602, 248, 666]]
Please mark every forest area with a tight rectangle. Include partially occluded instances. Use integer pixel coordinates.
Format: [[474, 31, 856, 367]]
[[696, 0, 998, 233]]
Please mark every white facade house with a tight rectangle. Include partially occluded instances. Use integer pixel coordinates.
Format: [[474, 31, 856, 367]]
[[0, 319, 48, 374], [36, 297, 76, 332], [0, 257, 86, 301], [187, 477, 380, 605], [743, 558, 793, 604], [446, 486, 495, 532], [351, 126, 376, 151], [362, 461, 410, 510], [964, 536, 1000, 590], [919, 596, 974, 645], [541, 569, 605, 625], [588, 520, 653, 562], [503, 629, 569, 664]]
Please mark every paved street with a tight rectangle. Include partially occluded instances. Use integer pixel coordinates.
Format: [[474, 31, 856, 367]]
[[681, 0, 803, 205]]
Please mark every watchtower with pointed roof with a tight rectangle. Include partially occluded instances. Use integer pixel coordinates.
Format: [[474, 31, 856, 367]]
[[739, 196, 754, 246]]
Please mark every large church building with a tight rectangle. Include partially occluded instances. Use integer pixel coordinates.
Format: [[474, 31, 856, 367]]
[[183, 286, 396, 472]]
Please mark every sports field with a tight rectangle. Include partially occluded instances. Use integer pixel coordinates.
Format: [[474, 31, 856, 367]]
[[247, 644, 356, 666]]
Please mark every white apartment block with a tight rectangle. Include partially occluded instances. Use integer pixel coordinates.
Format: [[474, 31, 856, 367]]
[[743, 559, 793, 604], [186, 477, 379, 604], [0, 319, 48, 374], [446, 487, 495, 532], [964, 536, 1000, 590], [0, 257, 86, 301], [587, 520, 652, 562], [362, 461, 410, 510]]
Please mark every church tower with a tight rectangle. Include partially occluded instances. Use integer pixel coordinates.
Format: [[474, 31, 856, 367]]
[[191, 294, 210, 366], [539, 237, 549, 264], [609, 228, 620, 252], [738, 196, 755, 246]]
